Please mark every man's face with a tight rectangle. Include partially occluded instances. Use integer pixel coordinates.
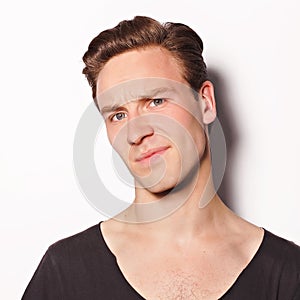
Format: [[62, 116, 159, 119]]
[[96, 47, 208, 194]]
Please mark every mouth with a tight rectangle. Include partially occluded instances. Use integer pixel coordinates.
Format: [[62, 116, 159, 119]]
[[136, 146, 170, 163]]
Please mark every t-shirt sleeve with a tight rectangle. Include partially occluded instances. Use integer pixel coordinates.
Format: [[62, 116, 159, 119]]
[[22, 249, 63, 300]]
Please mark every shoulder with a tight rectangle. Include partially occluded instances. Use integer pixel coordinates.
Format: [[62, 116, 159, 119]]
[[22, 223, 131, 299], [46, 222, 112, 266], [48, 223, 100, 252], [261, 229, 300, 262], [258, 229, 300, 286], [224, 229, 300, 299]]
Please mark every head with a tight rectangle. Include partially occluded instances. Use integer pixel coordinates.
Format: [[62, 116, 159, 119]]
[[82, 16, 216, 195]]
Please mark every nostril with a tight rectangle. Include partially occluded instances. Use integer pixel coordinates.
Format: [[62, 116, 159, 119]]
[[127, 121, 154, 145]]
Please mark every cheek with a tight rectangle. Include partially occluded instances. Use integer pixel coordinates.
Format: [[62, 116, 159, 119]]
[[167, 101, 203, 129], [106, 123, 131, 163], [173, 112, 204, 142], [105, 122, 123, 146], [105, 121, 116, 144], [107, 131, 115, 146], [172, 115, 206, 160]]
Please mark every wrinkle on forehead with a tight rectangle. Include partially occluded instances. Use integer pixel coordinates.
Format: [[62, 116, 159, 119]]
[[97, 78, 201, 117]]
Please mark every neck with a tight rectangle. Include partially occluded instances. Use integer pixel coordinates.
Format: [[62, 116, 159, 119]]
[[115, 146, 232, 239]]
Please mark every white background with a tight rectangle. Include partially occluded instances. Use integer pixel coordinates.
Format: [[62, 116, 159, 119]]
[[0, 0, 299, 299]]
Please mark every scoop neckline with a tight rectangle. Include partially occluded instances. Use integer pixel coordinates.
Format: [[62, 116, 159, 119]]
[[96, 221, 266, 300]]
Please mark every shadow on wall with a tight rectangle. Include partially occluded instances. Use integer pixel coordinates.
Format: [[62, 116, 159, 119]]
[[208, 68, 240, 212]]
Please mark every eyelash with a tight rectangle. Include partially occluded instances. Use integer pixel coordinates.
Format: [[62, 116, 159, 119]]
[[111, 112, 127, 122], [148, 98, 165, 107], [110, 98, 166, 122]]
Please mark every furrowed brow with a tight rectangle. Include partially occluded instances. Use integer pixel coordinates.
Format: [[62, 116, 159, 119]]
[[100, 104, 121, 114], [137, 87, 175, 99], [99, 86, 175, 114]]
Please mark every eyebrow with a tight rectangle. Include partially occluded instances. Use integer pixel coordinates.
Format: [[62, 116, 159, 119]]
[[101, 104, 123, 114], [100, 86, 175, 114]]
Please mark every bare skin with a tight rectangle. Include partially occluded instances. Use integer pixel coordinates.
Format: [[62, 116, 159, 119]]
[[101, 201, 263, 299], [97, 47, 264, 299]]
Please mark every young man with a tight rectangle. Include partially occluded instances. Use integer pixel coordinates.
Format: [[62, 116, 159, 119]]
[[22, 16, 300, 299]]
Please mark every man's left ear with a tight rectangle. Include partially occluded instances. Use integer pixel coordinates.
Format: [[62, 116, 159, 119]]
[[199, 81, 217, 125]]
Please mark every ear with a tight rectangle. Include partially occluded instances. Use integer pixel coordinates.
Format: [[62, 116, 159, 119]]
[[199, 81, 217, 125]]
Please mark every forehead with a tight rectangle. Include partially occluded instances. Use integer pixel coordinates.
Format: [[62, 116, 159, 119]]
[[96, 46, 186, 95], [97, 78, 197, 114]]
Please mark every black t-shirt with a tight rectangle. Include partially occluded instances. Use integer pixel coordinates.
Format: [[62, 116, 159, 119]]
[[22, 222, 300, 300]]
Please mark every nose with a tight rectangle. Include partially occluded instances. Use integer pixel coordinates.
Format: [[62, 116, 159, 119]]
[[127, 116, 154, 145]]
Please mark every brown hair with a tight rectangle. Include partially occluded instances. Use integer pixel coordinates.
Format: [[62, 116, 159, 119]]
[[82, 16, 208, 104]]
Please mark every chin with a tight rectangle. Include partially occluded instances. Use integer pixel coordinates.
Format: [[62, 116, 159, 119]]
[[139, 170, 186, 195], [146, 181, 176, 195], [155, 162, 199, 194]]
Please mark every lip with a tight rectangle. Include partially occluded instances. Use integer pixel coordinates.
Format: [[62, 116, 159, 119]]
[[136, 146, 170, 162]]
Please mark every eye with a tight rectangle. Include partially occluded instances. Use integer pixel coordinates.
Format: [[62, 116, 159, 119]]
[[111, 112, 127, 122], [149, 98, 165, 107]]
